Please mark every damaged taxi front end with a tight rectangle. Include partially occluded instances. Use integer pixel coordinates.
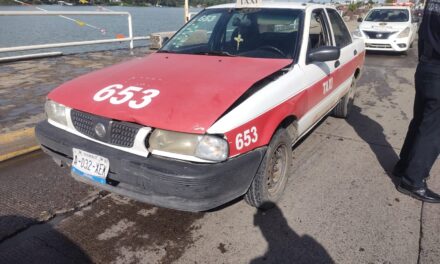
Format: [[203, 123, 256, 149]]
[[36, 6, 301, 211]]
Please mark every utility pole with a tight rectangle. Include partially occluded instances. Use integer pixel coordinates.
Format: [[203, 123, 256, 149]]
[[184, 0, 189, 23]]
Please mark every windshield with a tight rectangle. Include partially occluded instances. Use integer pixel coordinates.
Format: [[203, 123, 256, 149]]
[[365, 9, 409, 22], [160, 8, 303, 59]]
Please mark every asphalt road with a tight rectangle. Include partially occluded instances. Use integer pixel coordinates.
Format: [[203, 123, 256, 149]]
[[1, 47, 440, 264]]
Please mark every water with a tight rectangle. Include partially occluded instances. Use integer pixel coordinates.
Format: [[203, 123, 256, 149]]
[[0, 5, 201, 56]]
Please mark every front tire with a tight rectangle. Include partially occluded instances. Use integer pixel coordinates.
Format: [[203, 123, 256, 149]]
[[332, 78, 357, 118], [244, 127, 293, 209]]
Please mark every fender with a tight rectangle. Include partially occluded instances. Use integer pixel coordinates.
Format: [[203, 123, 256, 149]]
[[212, 51, 365, 158]]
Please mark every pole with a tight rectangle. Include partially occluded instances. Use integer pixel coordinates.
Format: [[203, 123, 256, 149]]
[[128, 14, 133, 49], [184, 0, 189, 23]]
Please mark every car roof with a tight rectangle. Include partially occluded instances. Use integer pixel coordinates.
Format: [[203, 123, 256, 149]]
[[207, 2, 335, 11]]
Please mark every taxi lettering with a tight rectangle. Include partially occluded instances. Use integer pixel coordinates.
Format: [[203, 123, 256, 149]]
[[93, 84, 159, 109], [197, 15, 217, 22], [323, 78, 334, 95], [236, 0, 261, 7], [235, 126, 258, 150]]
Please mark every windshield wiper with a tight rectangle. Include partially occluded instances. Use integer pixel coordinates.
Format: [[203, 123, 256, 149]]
[[157, 50, 178, 54], [192, 51, 236, 57]]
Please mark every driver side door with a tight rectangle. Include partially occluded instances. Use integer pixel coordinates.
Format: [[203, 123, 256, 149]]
[[304, 8, 336, 114]]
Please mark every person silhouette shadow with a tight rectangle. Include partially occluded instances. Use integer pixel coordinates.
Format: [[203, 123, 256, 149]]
[[346, 105, 400, 186], [0, 215, 92, 264], [250, 203, 334, 264]]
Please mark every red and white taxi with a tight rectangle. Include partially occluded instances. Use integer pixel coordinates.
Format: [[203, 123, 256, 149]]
[[36, 2, 365, 211]]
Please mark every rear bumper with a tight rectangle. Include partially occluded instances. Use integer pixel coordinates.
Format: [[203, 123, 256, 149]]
[[36, 121, 266, 212]]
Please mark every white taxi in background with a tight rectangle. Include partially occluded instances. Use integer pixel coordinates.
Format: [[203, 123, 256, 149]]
[[353, 6, 419, 53]]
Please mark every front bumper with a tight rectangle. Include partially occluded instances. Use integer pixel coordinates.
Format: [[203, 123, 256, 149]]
[[355, 36, 410, 52], [36, 121, 266, 212]]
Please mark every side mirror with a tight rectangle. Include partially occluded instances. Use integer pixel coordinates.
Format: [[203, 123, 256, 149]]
[[308, 46, 341, 63], [357, 17, 363, 23], [413, 17, 420, 23]]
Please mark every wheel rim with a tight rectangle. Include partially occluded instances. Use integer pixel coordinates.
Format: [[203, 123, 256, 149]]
[[266, 143, 289, 195]]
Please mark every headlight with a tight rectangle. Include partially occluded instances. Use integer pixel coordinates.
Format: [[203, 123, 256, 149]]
[[45, 100, 69, 126], [397, 27, 410, 38], [195, 135, 228, 161], [352, 29, 363, 38], [149, 129, 229, 162]]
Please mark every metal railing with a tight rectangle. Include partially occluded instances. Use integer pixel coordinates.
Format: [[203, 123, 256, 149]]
[[0, 11, 150, 54]]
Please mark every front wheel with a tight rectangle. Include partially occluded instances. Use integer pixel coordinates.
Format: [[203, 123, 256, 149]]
[[244, 127, 293, 209], [332, 78, 357, 118]]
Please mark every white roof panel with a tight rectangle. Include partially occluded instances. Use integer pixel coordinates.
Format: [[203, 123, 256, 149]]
[[371, 6, 411, 10]]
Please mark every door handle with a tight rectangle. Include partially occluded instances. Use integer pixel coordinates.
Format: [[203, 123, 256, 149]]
[[335, 60, 340, 68], [354, 49, 358, 55]]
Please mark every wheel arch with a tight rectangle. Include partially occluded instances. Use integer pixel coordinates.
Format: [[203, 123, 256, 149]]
[[224, 91, 306, 157], [278, 115, 299, 141]]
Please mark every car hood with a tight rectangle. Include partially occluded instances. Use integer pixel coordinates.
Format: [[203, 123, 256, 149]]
[[360, 21, 409, 32], [49, 53, 292, 134]]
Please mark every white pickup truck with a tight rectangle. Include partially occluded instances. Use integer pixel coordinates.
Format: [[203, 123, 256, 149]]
[[36, 2, 365, 211]]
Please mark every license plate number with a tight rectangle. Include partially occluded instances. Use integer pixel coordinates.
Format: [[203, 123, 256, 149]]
[[72, 148, 110, 184]]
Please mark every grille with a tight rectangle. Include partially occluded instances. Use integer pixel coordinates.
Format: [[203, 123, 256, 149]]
[[71, 110, 95, 138], [71, 110, 141, 148], [366, 43, 392, 49], [110, 122, 139, 147], [363, 31, 396, 39]]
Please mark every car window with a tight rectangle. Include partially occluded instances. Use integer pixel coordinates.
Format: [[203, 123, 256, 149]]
[[308, 9, 331, 50], [326, 9, 352, 48], [365, 9, 409, 22], [161, 8, 303, 60]]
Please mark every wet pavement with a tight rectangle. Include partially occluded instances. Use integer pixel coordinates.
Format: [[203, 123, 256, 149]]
[[1, 37, 440, 263], [0, 47, 151, 133], [0, 151, 96, 240]]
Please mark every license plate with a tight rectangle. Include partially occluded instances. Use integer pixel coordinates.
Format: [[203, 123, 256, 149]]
[[72, 148, 110, 184]]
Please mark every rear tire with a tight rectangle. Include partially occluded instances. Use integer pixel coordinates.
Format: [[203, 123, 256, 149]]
[[332, 78, 357, 118], [244, 127, 294, 209]]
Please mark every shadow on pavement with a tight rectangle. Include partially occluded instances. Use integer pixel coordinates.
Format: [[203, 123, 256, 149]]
[[346, 105, 400, 186], [0, 215, 91, 264], [250, 203, 334, 264], [366, 50, 408, 57]]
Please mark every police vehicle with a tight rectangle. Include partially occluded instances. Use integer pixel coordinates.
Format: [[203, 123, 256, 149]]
[[36, 1, 365, 211]]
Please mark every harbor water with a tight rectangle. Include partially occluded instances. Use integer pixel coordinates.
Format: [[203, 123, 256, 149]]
[[0, 5, 201, 56]]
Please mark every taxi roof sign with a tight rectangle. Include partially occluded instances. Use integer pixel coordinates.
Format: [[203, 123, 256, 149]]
[[236, 0, 262, 8]]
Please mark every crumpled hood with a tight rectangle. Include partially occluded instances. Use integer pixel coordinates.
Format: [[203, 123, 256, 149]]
[[360, 21, 409, 32], [49, 53, 291, 134]]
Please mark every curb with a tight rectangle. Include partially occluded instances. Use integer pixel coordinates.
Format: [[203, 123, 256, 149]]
[[0, 128, 40, 162]]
